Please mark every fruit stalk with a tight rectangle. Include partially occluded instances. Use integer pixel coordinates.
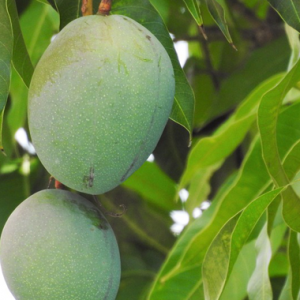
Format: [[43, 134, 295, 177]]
[[81, 0, 93, 16], [98, 0, 112, 15]]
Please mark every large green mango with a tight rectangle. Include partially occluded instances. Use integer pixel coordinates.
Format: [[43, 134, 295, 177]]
[[0, 189, 120, 300], [28, 14, 175, 194]]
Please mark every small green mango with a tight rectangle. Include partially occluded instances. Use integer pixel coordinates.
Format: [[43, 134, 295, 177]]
[[28, 14, 175, 194], [0, 189, 120, 300]]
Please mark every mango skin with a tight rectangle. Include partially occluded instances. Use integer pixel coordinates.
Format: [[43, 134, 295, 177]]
[[0, 189, 121, 300], [28, 14, 175, 194]]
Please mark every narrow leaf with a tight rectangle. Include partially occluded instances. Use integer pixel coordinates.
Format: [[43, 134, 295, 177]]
[[203, 214, 240, 300], [147, 100, 300, 300], [0, 0, 13, 112], [122, 161, 178, 212], [179, 74, 282, 191], [203, 188, 283, 299], [182, 0, 203, 25], [288, 230, 300, 300], [247, 224, 273, 300], [285, 24, 300, 69], [0, 0, 13, 153], [205, 0, 235, 47], [147, 137, 270, 300], [7, 0, 34, 87], [268, 0, 300, 33], [47, 0, 81, 29], [258, 60, 300, 232], [220, 241, 257, 300]]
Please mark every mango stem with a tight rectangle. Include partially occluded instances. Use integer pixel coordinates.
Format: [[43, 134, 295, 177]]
[[81, 0, 93, 16], [98, 0, 112, 15]]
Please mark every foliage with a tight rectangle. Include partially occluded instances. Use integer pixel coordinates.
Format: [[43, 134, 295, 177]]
[[1, 0, 300, 299]]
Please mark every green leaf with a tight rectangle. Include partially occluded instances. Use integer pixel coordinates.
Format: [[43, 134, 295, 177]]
[[6, 1, 59, 137], [205, 0, 234, 47], [112, 0, 195, 137], [288, 230, 300, 300], [7, 0, 34, 87], [20, 0, 59, 65], [147, 137, 270, 300], [0, 0, 13, 113], [0, 0, 13, 153], [46, 0, 81, 29], [220, 241, 257, 300], [279, 272, 293, 300], [285, 24, 300, 69], [203, 188, 283, 299], [215, 37, 290, 120], [147, 99, 300, 299], [179, 74, 283, 192], [247, 224, 273, 300], [268, 0, 300, 33], [185, 162, 222, 216], [258, 60, 300, 232], [182, 0, 203, 26], [122, 161, 178, 212], [0, 172, 27, 234]]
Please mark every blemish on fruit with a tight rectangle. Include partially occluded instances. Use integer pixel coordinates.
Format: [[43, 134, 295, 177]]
[[83, 166, 95, 188], [146, 35, 151, 41]]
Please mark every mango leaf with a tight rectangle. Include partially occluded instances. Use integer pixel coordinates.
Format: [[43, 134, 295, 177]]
[[147, 137, 270, 300], [185, 162, 221, 216], [182, 0, 203, 26], [215, 37, 290, 120], [279, 272, 293, 300], [122, 161, 178, 212], [7, 0, 33, 87], [285, 24, 300, 69], [247, 224, 273, 300], [203, 188, 283, 300], [0, 0, 13, 152], [20, 0, 59, 65], [205, 0, 234, 47], [45, 0, 81, 29], [268, 0, 300, 33], [220, 241, 257, 300], [7, 1, 59, 137], [0, 0, 12, 112], [258, 60, 300, 232], [178, 74, 283, 192], [288, 230, 300, 300], [147, 101, 300, 299], [0, 172, 27, 234]]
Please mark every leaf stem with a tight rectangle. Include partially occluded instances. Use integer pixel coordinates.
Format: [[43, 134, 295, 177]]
[[97, 0, 112, 15], [81, 0, 93, 16]]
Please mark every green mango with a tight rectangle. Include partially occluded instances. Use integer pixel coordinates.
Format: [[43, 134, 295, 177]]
[[28, 14, 175, 194], [0, 189, 120, 300]]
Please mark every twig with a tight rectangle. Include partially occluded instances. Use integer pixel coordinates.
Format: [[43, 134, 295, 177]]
[[98, 0, 112, 15], [198, 27, 220, 90], [81, 0, 93, 16]]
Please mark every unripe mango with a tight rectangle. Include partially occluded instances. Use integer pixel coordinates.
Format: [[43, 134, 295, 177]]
[[0, 189, 120, 300], [28, 14, 175, 194]]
